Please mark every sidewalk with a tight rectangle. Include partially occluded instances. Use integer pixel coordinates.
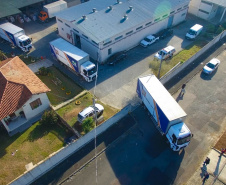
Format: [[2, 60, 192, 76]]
[[28, 58, 53, 73], [186, 149, 226, 185]]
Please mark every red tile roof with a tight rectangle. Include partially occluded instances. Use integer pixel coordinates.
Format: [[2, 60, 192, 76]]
[[0, 56, 50, 120]]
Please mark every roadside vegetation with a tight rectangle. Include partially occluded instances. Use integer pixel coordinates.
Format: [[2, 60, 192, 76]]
[[150, 39, 208, 77], [37, 66, 83, 105], [56, 92, 119, 134], [0, 118, 73, 185]]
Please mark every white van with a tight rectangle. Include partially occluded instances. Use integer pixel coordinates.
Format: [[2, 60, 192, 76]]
[[186, 24, 203, 40], [154, 45, 176, 60]]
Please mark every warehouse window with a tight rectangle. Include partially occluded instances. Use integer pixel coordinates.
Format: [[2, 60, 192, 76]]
[[170, 11, 175, 14], [154, 18, 160, 22], [103, 40, 112, 46], [177, 7, 182, 11], [181, 13, 186, 16], [136, 26, 143, 30], [65, 23, 70, 28], [199, 9, 209, 14], [184, 5, 188, 8], [73, 28, 79, 33], [145, 22, 152, 26], [162, 14, 168, 18], [82, 34, 88, 39], [57, 19, 63, 23], [126, 30, 133, 35], [62, 28, 64, 31], [108, 48, 112, 55], [201, 0, 212, 6], [92, 40, 98, 45], [115, 35, 123, 40]]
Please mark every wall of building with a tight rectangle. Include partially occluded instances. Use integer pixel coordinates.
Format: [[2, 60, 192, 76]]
[[22, 93, 50, 120], [56, 18, 73, 43]]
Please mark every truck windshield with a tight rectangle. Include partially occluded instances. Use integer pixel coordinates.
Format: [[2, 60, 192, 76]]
[[22, 39, 31, 46], [177, 135, 192, 145], [188, 30, 196, 35], [88, 66, 97, 76]]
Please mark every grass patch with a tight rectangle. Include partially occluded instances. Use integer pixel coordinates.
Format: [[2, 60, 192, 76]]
[[56, 92, 119, 129], [37, 66, 83, 105], [150, 39, 208, 77], [0, 121, 72, 185]]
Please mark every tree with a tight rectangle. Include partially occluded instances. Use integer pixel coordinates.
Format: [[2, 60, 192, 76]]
[[82, 117, 95, 133], [39, 67, 49, 76], [40, 110, 58, 126]]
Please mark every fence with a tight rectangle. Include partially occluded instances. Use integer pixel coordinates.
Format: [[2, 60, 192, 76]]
[[10, 104, 133, 185], [160, 30, 226, 84]]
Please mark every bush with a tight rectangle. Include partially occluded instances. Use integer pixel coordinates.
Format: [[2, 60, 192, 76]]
[[216, 26, 224, 34], [40, 110, 58, 126], [221, 22, 226, 29], [206, 24, 215, 33], [39, 67, 49, 76], [82, 117, 95, 133]]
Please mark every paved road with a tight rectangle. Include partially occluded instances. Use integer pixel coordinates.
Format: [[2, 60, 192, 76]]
[[32, 43, 226, 185]]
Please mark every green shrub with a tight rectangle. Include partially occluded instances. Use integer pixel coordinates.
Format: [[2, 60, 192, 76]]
[[82, 117, 95, 133], [221, 22, 226, 29], [216, 26, 224, 34], [39, 67, 49, 76], [40, 110, 58, 126], [206, 24, 215, 33]]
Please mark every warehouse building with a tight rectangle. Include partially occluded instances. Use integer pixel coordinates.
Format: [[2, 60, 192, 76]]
[[56, 0, 190, 63], [189, 0, 226, 23]]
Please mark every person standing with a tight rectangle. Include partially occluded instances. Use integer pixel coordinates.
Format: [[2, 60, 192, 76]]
[[180, 83, 186, 97], [203, 157, 210, 166], [219, 148, 226, 157], [202, 172, 209, 183]]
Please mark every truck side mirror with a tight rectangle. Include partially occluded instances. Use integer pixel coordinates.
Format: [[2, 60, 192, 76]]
[[31, 38, 33, 41], [191, 134, 194, 137]]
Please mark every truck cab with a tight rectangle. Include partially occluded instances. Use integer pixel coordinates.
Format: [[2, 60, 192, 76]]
[[80, 61, 97, 82], [166, 122, 192, 151], [17, 35, 32, 52]]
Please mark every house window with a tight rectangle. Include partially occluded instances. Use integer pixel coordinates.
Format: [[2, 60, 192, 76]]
[[145, 22, 152, 26], [136, 26, 143, 30], [199, 9, 209, 14], [65, 23, 70, 28], [126, 30, 133, 35], [115, 35, 123, 40], [108, 48, 112, 55], [30, 98, 42, 110]]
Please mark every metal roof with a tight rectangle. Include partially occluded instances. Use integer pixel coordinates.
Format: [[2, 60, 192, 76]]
[[205, 0, 226, 7], [56, 0, 189, 43], [0, 22, 24, 34], [0, 0, 43, 18]]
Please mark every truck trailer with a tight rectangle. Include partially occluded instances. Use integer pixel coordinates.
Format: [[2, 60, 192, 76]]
[[39, 1, 67, 22], [136, 74, 192, 151], [0, 22, 32, 52], [50, 38, 97, 82]]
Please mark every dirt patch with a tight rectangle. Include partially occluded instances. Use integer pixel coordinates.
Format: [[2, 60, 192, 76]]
[[64, 108, 80, 121], [214, 130, 226, 151]]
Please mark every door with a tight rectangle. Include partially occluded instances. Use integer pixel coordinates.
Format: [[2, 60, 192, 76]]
[[167, 15, 174, 28], [72, 32, 81, 48]]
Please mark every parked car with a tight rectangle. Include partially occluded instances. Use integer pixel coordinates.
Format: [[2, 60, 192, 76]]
[[78, 104, 104, 123], [154, 45, 176, 60], [202, 58, 220, 74], [140, 34, 159, 47], [107, 51, 127, 65], [157, 28, 173, 39]]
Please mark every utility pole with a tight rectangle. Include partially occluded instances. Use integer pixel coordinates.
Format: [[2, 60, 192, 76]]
[[157, 57, 163, 79]]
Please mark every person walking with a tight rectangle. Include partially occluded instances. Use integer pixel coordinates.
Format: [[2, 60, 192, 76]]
[[219, 148, 226, 157], [180, 83, 186, 97], [202, 172, 209, 183], [203, 157, 210, 166]]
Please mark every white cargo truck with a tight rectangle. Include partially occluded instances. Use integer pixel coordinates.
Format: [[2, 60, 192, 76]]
[[0, 22, 32, 52], [137, 75, 193, 151], [50, 38, 97, 82], [39, 1, 67, 22]]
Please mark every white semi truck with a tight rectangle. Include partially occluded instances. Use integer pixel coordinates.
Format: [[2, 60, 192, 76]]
[[0, 22, 32, 52], [137, 74, 193, 151], [50, 38, 97, 82]]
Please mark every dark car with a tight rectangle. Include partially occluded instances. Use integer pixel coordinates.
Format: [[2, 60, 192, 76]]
[[157, 28, 173, 39], [107, 51, 127, 65]]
